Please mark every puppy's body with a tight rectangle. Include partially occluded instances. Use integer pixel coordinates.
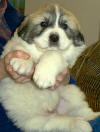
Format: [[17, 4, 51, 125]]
[[0, 3, 99, 132]]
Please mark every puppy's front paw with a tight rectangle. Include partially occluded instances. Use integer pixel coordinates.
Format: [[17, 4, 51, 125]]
[[10, 58, 34, 75], [33, 63, 56, 88]]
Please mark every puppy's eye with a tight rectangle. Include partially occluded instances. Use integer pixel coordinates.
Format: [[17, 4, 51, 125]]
[[40, 21, 48, 27], [62, 23, 68, 30]]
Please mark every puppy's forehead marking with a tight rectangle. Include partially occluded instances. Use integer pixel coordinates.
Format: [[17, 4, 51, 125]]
[[45, 5, 57, 26], [55, 6, 60, 26], [54, 5, 77, 29]]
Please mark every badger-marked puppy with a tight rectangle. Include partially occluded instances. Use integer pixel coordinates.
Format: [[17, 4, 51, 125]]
[[0, 3, 99, 132]]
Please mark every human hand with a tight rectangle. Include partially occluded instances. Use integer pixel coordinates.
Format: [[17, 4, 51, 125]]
[[50, 69, 69, 90], [4, 50, 35, 83], [4, 50, 69, 86]]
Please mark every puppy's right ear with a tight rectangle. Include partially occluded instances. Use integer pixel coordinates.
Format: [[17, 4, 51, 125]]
[[17, 16, 33, 44]]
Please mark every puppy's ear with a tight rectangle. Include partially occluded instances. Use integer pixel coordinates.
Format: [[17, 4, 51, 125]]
[[17, 17, 34, 44], [73, 31, 85, 46], [66, 26, 85, 46]]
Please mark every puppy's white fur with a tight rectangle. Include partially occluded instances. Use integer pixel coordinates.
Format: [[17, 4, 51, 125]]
[[0, 4, 99, 132]]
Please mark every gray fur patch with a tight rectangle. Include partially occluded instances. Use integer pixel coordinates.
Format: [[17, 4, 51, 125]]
[[65, 28, 85, 46], [18, 6, 56, 44]]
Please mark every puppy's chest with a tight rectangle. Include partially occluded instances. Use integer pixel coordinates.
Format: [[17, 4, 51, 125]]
[[37, 89, 59, 112], [0, 79, 59, 114]]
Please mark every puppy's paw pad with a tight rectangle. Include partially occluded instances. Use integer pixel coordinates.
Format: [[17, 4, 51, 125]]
[[10, 58, 33, 75]]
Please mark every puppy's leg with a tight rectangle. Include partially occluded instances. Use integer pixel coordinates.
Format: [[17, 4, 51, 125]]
[[33, 51, 67, 88], [58, 84, 100, 121], [23, 113, 92, 132]]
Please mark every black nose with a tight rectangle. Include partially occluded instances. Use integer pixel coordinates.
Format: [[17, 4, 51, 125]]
[[49, 33, 59, 43]]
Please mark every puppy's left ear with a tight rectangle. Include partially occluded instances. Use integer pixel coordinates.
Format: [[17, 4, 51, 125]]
[[67, 26, 85, 46], [73, 30, 85, 46], [17, 16, 34, 44]]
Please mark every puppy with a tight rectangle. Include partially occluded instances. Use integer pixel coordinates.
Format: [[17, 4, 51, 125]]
[[0, 3, 99, 132]]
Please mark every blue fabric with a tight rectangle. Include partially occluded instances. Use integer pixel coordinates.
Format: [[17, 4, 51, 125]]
[[90, 117, 100, 132], [69, 75, 77, 85], [4, 0, 24, 34], [0, 0, 24, 55], [0, 103, 21, 132], [0, 38, 6, 55]]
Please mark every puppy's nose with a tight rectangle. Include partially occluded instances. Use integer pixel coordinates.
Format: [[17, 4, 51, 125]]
[[49, 33, 59, 43]]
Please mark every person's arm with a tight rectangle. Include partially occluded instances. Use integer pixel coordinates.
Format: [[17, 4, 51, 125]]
[[0, 58, 8, 80]]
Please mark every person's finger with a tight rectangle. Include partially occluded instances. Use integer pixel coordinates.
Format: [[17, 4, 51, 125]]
[[14, 67, 35, 82], [16, 76, 28, 82], [56, 69, 68, 82], [6, 65, 21, 79], [16, 77, 31, 83], [62, 69, 68, 75], [56, 75, 64, 82], [4, 50, 30, 65], [27, 65, 36, 76], [50, 69, 69, 90], [9, 71, 21, 80], [6, 63, 35, 81], [50, 81, 60, 90], [25, 64, 36, 78], [6, 65, 13, 72], [21, 78, 31, 83]]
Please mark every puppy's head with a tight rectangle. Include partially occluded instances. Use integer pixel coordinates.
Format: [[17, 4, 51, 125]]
[[18, 3, 86, 67]]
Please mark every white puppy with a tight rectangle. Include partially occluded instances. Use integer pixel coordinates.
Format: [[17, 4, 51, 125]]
[[0, 3, 99, 132]]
